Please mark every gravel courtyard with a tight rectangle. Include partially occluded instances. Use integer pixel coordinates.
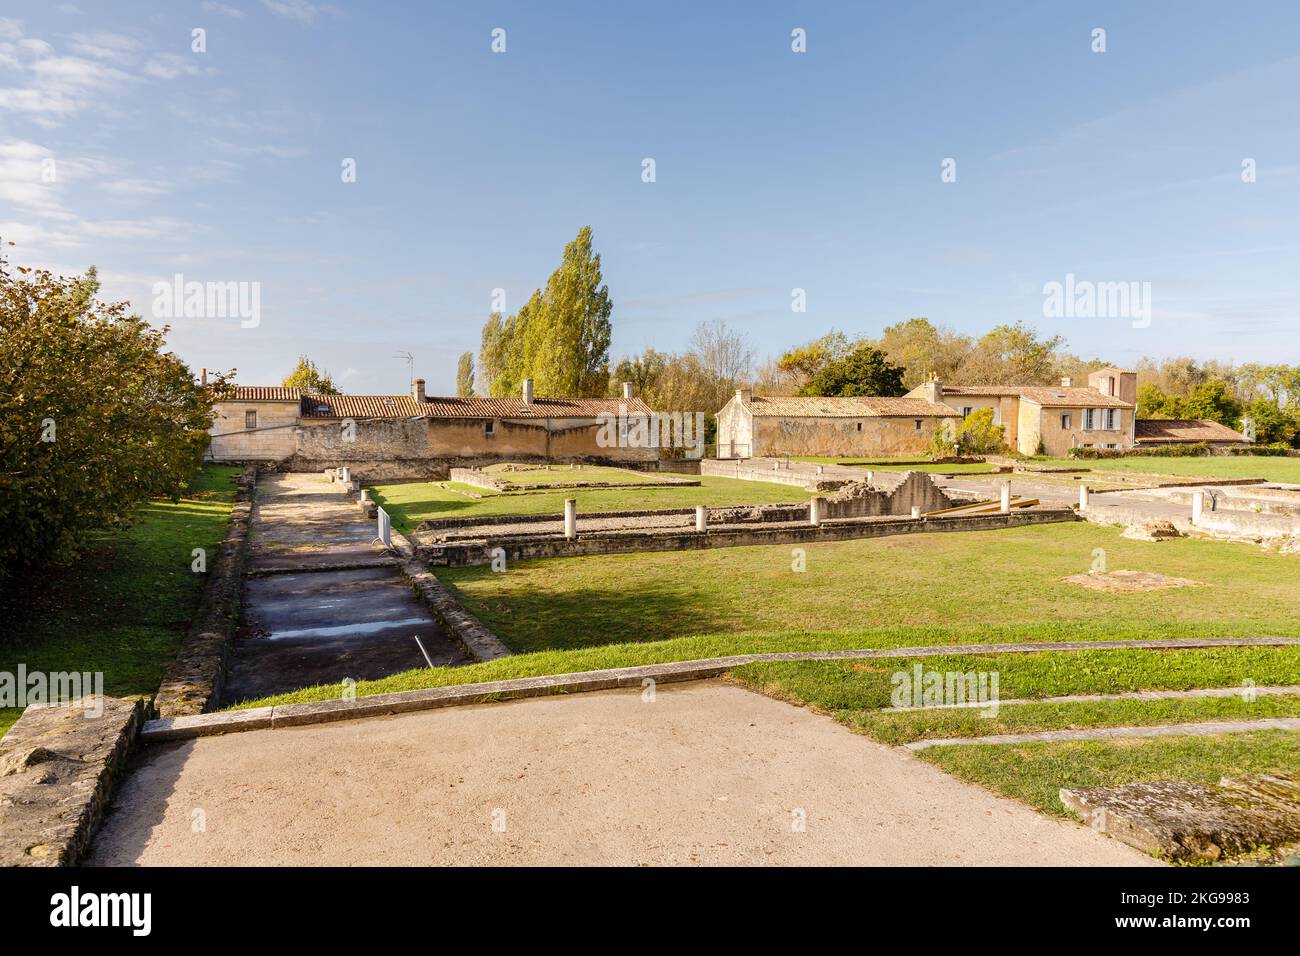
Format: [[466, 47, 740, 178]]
[[89, 683, 1155, 866]]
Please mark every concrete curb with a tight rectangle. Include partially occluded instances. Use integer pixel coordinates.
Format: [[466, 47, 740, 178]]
[[906, 716, 1300, 751], [139, 636, 1300, 743], [153, 464, 257, 718]]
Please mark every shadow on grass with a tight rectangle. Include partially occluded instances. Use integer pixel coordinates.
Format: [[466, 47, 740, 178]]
[[443, 565, 744, 653]]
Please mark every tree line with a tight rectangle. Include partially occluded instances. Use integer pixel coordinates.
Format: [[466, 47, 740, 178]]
[[448, 230, 1295, 446]]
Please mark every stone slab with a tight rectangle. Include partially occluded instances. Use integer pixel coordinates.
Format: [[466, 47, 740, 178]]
[[0, 697, 143, 866], [1061, 771, 1300, 862]]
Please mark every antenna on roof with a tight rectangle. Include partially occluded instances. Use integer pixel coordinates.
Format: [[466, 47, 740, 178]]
[[393, 350, 414, 388]]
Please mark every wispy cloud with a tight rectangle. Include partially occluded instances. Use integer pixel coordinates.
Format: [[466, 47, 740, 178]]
[[200, 1, 247, 18]]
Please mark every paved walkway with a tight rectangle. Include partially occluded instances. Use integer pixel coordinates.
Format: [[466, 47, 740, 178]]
[[224, 473, 468, 703], [89, 683, 1156, 866]]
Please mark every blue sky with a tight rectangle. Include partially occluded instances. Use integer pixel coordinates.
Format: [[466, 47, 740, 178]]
[[2, 0, 1298, 395]]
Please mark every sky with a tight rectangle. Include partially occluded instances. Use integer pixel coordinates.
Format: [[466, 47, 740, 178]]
[[2, 0, 1298, 396]]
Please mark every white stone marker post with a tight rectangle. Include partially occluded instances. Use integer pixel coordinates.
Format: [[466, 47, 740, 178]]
[[1000, 481, 1011, 514], [866, 470, 874, 484], [1078, 484, 1089, 510], [809, 497, 822, 526], [1191, 490, 1204, 525], [564, 498, 577, 539], [359, 488, 369, 503], [695, 506, 707, 532], [911, 506, 921, 519]]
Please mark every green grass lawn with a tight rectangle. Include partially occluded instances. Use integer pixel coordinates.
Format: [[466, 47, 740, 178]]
[[439, 522, 1300, 653], [478, 463, 673, 486], [1031, 454, 1300, 484], [368, 474, 812, 531], [727, 653, 1300, 746], [0, 465, 240, 739], [232, 521, 1300, 711]]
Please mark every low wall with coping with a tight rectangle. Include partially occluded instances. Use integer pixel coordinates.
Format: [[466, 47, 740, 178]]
[[422, 508, 1078, 566], [154, 464, 257, 717]]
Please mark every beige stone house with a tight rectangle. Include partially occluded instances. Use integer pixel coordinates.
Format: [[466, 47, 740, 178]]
[[905, 367, 1137, 456], [714, 388, 960, 458], [206, 377, 658, 467]]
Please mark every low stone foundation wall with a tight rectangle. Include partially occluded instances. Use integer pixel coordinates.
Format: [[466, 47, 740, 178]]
[[154, 464, 257, 717], [0, 697, 144, 866], [423, 508, 1078, 566]]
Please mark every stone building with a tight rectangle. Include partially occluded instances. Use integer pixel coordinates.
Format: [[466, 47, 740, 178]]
[[905, 367, 1138, 456], [206, 377, 658, 471], [714, 389, 960, 458]]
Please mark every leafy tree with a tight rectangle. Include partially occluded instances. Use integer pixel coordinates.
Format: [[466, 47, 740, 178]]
[[479, 227, 612, 398], [455, 351, 475, 397], [1136, 382, 1184, 418], [954, 407, 1006, 454], [799, 344, 906, 397], [1241, 398, 1299, 445], [611, 348, 669, 400], [872, 318, 973, 389], [0, 247, 217, 583], [955, 322, 1065, 385], [1183, 379, 1242, 427], [282, 355, 339, 394], [776, 331, 852, 388]]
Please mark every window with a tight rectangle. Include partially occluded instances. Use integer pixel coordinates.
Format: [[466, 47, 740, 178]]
[[1084, 408, 1095, 431], [245, 410, 257, 430], [914, 419, 923, 431], [483, 420, 495, 437], [1061, 412, 1072, 429], [961, 406, 973, 418], [1105, 408, 1117, 430], [856, 422, 863, 432]]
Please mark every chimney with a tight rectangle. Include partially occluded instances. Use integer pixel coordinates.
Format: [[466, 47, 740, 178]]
[[411, 378, 426, 402], [200, 367, 208, 386], [522, 378, 534, 405], [622, 381, 633, 400], [736, 387, 752, 404], [920, 375, 942, 406], [1060, 376, 1073, 388]]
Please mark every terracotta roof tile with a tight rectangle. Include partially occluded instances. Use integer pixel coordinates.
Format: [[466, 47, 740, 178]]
[[1135, 419, 1247, 443], [942, 385, 1133, 409], [298, 393, 656, 419], [745, 395, 959, 418], [212, 385, 302, 402]]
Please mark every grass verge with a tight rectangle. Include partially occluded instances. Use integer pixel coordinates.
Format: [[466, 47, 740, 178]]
[[0, 465, 240, 739]]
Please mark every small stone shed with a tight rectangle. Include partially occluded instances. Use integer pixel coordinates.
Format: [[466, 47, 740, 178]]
[[714, 390, 960, 458]]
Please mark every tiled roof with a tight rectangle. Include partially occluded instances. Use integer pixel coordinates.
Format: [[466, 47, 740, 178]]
[[942, 385, 1133, 409], [299, 394, 656, 419], [212, 385, 302, 402], [744, 395, 960, 418], [1135, 419, 1247, 443], [299, 395, 429, 418], [418, 396, 654, 419]]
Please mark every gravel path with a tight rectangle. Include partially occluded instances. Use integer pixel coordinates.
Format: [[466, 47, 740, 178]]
[[89, 683, 1156, 866]]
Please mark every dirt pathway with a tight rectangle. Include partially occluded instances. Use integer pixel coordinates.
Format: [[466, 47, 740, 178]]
[[90, 683, 1156, 866], [223, 473, 468, 703]]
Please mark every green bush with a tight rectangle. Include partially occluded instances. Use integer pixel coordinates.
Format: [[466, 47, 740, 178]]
[[1069, 443, 1213, 460]]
